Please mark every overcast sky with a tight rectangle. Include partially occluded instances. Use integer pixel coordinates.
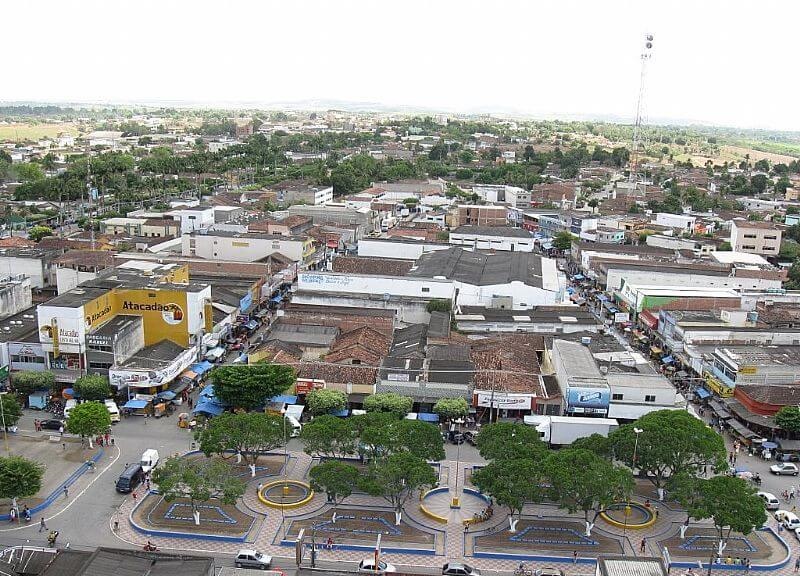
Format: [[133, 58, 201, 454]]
[[5, 0, 799, 130]]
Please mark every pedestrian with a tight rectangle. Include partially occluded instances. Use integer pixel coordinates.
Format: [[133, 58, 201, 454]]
[[113, 519, 119, 531], [326, 536, 333, 550], [745, 558, 751, 575], [63, 486, 68, 499], [640, 538, 646, 554], [34, 419, 39, 432], [795, 556, 800, 572], [39, 517, 46, 533], [464, 523, 469, 534], [145, 479, 151, 491], [104, 433, 110, 445], [59, 425, 63, 437], [132, 491, 138, 502], [62, 443, 66, 451], [655, 507, 660, 520], [110, 437, 115, 446], [573, 550, 578, 564], [9, 508, 15, 523]]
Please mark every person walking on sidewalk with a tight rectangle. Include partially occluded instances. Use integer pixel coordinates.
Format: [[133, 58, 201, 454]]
[[640, 538, 647, 554], [38, 517, 46, 533]]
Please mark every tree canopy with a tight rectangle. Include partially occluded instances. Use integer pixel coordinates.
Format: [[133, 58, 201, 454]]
[[359, 452, 437, 525], [300, 414, 358, 458], [66, 401, 111, 442], [212, 364, 295, 410], [433, 398, 469, 421], [363, 392, 413, 417], [28, 226, 54, 242], [195, 412, 285, 476], [0, 395, 22, 428], [305, 389, 347, 416], [309, 460, 361, 509], [609, 409, 726, 487], [74, 374, 111, 401], [12, 371, 55, 396], [552, 231, 573, 251], [472, 458, 547, 532], [775, 406, 800, 433], [0, 456, 43, 501], [475, 422, 547, 461]]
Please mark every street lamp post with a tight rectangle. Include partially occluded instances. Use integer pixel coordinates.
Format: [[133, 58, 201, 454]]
[[625, 427, 643, 554], [281, 407, 288, 539], [451, 418, 464, 508]]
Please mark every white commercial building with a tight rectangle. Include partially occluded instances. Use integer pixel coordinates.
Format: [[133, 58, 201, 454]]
[[183, 231, 313, 263], [449, 226, 534, 252], [654, 212, 696, 232]]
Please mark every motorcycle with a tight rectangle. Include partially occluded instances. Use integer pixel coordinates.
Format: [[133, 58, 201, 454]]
[[47, 530, 59, 548]]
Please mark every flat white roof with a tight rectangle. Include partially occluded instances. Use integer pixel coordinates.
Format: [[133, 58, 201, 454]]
[[711, 251, 771, 266], [625, 284, 740, 298]]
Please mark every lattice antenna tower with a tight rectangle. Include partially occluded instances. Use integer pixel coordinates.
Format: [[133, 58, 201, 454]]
[[629, 34, 654, 194]]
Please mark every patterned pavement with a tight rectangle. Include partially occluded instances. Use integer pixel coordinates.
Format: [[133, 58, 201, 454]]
[[113, 452, 799, 575]]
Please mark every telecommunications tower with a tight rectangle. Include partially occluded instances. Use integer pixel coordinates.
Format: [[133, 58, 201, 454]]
[[629, 34, 654, 193]]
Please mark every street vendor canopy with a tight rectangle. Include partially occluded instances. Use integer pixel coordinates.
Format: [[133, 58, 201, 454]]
[[123, 399, 148, 410]]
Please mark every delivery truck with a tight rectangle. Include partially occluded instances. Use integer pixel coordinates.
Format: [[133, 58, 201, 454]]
[[523, 415, 619, 446]]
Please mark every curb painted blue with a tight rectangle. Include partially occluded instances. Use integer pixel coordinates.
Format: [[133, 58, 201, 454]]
[[0, 447, 104, 521], [665, 528, 789, 572], [474, 550, 597, 565], [279, 540, 436, 556], [462, 487, 491, 503], [128, 490, 254, 543]]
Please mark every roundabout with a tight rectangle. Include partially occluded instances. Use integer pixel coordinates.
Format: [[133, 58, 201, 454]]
[[258, 479, 314, 509], [599, 501, 656, 529]]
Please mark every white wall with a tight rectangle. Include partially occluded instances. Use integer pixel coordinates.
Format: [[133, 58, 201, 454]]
[[184, 234, 306, 262], [298, 272, 455, 300], [168, 208, 215, 234], [655, 213, 695, 230], [449, 233, 534, 252], [605, 268, 782, 293], [357, 239, 450, 260], [56, 268, 99, 295], [0, 257, 47, 289]]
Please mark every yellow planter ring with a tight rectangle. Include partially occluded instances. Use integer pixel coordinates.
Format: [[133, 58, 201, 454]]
[[419, 488, 449, 524], [599, 501, 657, 529], [258, 479, 314, 509]]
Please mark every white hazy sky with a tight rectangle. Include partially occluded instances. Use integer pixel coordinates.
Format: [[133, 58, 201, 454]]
[[4, 0, 800, 130]]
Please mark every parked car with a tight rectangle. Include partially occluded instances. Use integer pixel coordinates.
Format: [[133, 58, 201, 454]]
[[775, 510, 800, 530], [449, 431, 464, 445], [40, 419, 64, 431], [443, 563, 482, 576], [770, 462, 799, 476], [758, 492, 781, 510], [235, 549, 272, 570], [358, 558, 397, 573], [777, 452, 800, 462], [464, 430, 478, 446], [536, 569, 565, 576]]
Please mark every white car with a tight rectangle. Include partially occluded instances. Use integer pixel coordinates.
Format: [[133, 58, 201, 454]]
[[358, 559, 397, 573], [235, 549, 272, 570], [757, 491, 780, 510], [770, 462, 799, 476], [775, 510, 800, 530]]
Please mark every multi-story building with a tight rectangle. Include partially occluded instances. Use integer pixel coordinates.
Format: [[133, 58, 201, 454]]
[[270, 180, 333, 206], [183, 230, 315, 263], [452, 205, 508, 227], [449, 226, 534, 252], [730, 220, 782, 256]]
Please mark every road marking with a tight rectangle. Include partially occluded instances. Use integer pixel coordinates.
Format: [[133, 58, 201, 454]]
[[0, 445, 121, 533]]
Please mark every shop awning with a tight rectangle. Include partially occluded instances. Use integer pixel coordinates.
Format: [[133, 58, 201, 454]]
[[709, 400, 732, 420], [245, 320, 258, 330], [205, 347, 225, 360], [180, 370, 198, 381], [640, 310, 659, 329], [418, 413, 440, 423], [193, 400, 224, 417], [573, 274, 585, 281], [650, 346, 663, 355], [271, 394, 298, 405], [695, 387, 711, 400], [200, 385, 216, 399], [662, 355, 674, 364], [597, 294, 610, 302], [123, 399, 149, 410], [192, 361, 214, 375], [727, 419, 758, 440], [270, 294, 283, 304], [157, 390, 177, 401]]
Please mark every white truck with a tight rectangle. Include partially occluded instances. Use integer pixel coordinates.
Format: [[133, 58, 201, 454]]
[[523, 415, 619, 446]]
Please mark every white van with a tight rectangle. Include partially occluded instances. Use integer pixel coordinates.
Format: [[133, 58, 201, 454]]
[[63, 399, 78, 419], [140, 449, 160, 473], [104, 399, 120, 423], [285, 415, 302, 438]]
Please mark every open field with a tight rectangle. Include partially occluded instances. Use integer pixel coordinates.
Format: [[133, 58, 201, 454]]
[[0, 123, 79, 142]]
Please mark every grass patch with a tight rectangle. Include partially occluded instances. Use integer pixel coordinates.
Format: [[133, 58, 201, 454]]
[[0, 123, 79, 142]]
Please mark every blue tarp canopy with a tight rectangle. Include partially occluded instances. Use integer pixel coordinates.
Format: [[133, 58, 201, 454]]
[[331, 409, 349, 417], [63, 388, 80, 398], [270, 294, 283, 303], [157, 391, 176, 400], [662, 355, 674, 364], [271, 394, 297, 405], [695, 387, 711, 400], [596, 294, 610, 302], [191, 361, 214, 375], [762, 441, 779, 450], [245, 320, 258, 330], [193, 400, 224, 417], [566, 287, 575, 295], [418, 413, 440, 423], [573, 274, 585, 280], [123, 399, 148, 409], [200, 385, 216, 399]]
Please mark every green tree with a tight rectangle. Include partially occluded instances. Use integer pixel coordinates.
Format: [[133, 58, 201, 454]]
[[195, 412, 284, 477], [552, 231, 573, 251], [14, 163, 45, 183], [28, 226, 54, 242], [0, 456, 44, 510], [12, 371, 55, 396], [610, 410, 726, 496], [426, 299, 452, 313], [0, 395, 22, 429], [570, 433, 613, 458], [475, 422, 546, 461], [546, 449, 633, 536], [359, 417, 445, 462], [775, 406, 800, 433], [688, 476, 767, 558], [472, 458, 547, 532], [305, 389, 347, 416], [212, 364, 295, 411], [300, 414, 357, 458], [359, 452, 437, 525], [433, 398, 469, 422], [73, 374, 110, 401], [152, 456, 245, 525], [66, 401, 111, 448], [309, 460, 361, 520], [718, 241, 732, 251], [363, 392, 413, 417]]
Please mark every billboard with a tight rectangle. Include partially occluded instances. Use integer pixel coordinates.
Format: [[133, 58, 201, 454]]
[[566, 386, 610, 412], [116, 289, 189, 346], [475, 392, 532, 410]]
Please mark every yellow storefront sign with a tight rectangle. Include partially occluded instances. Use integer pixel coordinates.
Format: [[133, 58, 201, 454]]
[[117, 289, 189, 346], [738, 365, 757, 376]]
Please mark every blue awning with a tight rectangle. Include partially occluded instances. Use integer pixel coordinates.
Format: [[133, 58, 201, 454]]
[[270, 294, 283, 304], [662, 355, 674, 364], [63, 388, 79, 398], [418, 413, 440, 423], [200, 385, 216, 399], [331, 409, 349, 417], [157, 391, 176, 400], [123, 399, 148, 409], [191, 361, 214, 375], [245, 320, 258, 330], [695, 387, 711, 399], [566, 287, 575, 295], [573, 274, 585, 280], [596, 294, 610, 302], [271, 394, 297, 405], [193, 401, 225, 417]]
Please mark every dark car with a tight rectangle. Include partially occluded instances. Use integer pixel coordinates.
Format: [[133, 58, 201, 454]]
[[448, 431, 464, 445], [40, 419, 64, 431], [464, 431, 478, 446]]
